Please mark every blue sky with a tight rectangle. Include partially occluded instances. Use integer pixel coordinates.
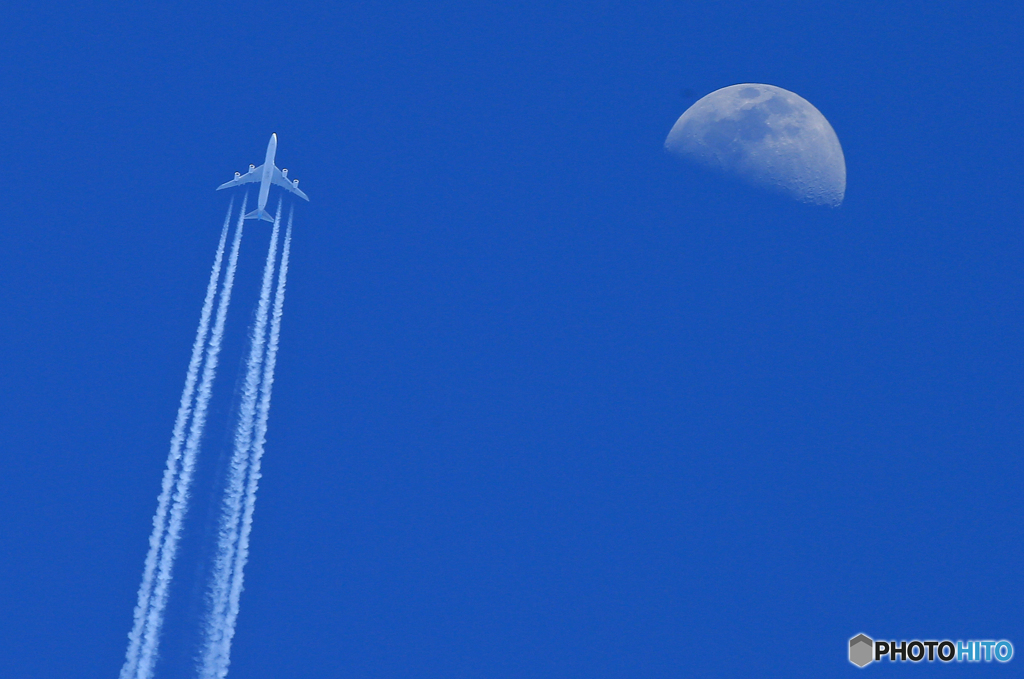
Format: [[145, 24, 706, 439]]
[[1, 1, 1022, 677]]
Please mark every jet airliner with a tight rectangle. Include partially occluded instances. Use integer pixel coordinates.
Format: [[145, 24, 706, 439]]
[[217, 133, 309, 221]]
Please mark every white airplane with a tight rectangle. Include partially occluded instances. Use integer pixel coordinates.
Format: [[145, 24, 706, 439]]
[[217, 133, 309, 222]]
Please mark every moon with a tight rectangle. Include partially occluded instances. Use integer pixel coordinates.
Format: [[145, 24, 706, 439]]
[[665, 84, 846, 206]]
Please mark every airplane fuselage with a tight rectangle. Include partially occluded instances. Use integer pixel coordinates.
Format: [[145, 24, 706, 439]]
[[258, 134, 277, 215]]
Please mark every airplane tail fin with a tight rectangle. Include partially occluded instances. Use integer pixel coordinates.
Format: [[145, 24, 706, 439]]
[[244, 209, 275, 223]]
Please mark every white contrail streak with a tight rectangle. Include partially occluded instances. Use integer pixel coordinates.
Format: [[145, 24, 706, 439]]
[[120, 200, 233, 679], [216, 207, 294, 679], [134, 195, 248, 679], [199, 200, 282, 679]]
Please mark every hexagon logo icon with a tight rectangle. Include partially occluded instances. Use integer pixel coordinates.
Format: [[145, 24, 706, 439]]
[[849, 634, 874, 667]]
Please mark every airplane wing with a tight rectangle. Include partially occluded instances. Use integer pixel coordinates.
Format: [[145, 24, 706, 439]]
[[216, 164, 264, 190], [272, 165, 310, 201]]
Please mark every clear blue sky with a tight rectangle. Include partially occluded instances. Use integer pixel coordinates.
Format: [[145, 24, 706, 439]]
[[1, 1, 1021, 677]]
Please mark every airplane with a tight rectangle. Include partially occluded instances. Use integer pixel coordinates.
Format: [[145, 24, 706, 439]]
[[217, 133, 309, 222]]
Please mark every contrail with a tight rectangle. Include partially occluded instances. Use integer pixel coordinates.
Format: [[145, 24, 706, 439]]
[[199, 200, 282, 679], [218, 207, 294, 679], [134, 195, 248, 679], [201, 206, 293, 679], [119, 200, 233, 679]]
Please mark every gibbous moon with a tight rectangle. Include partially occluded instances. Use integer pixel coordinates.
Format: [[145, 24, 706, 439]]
[[665, 84, 846, 206]]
